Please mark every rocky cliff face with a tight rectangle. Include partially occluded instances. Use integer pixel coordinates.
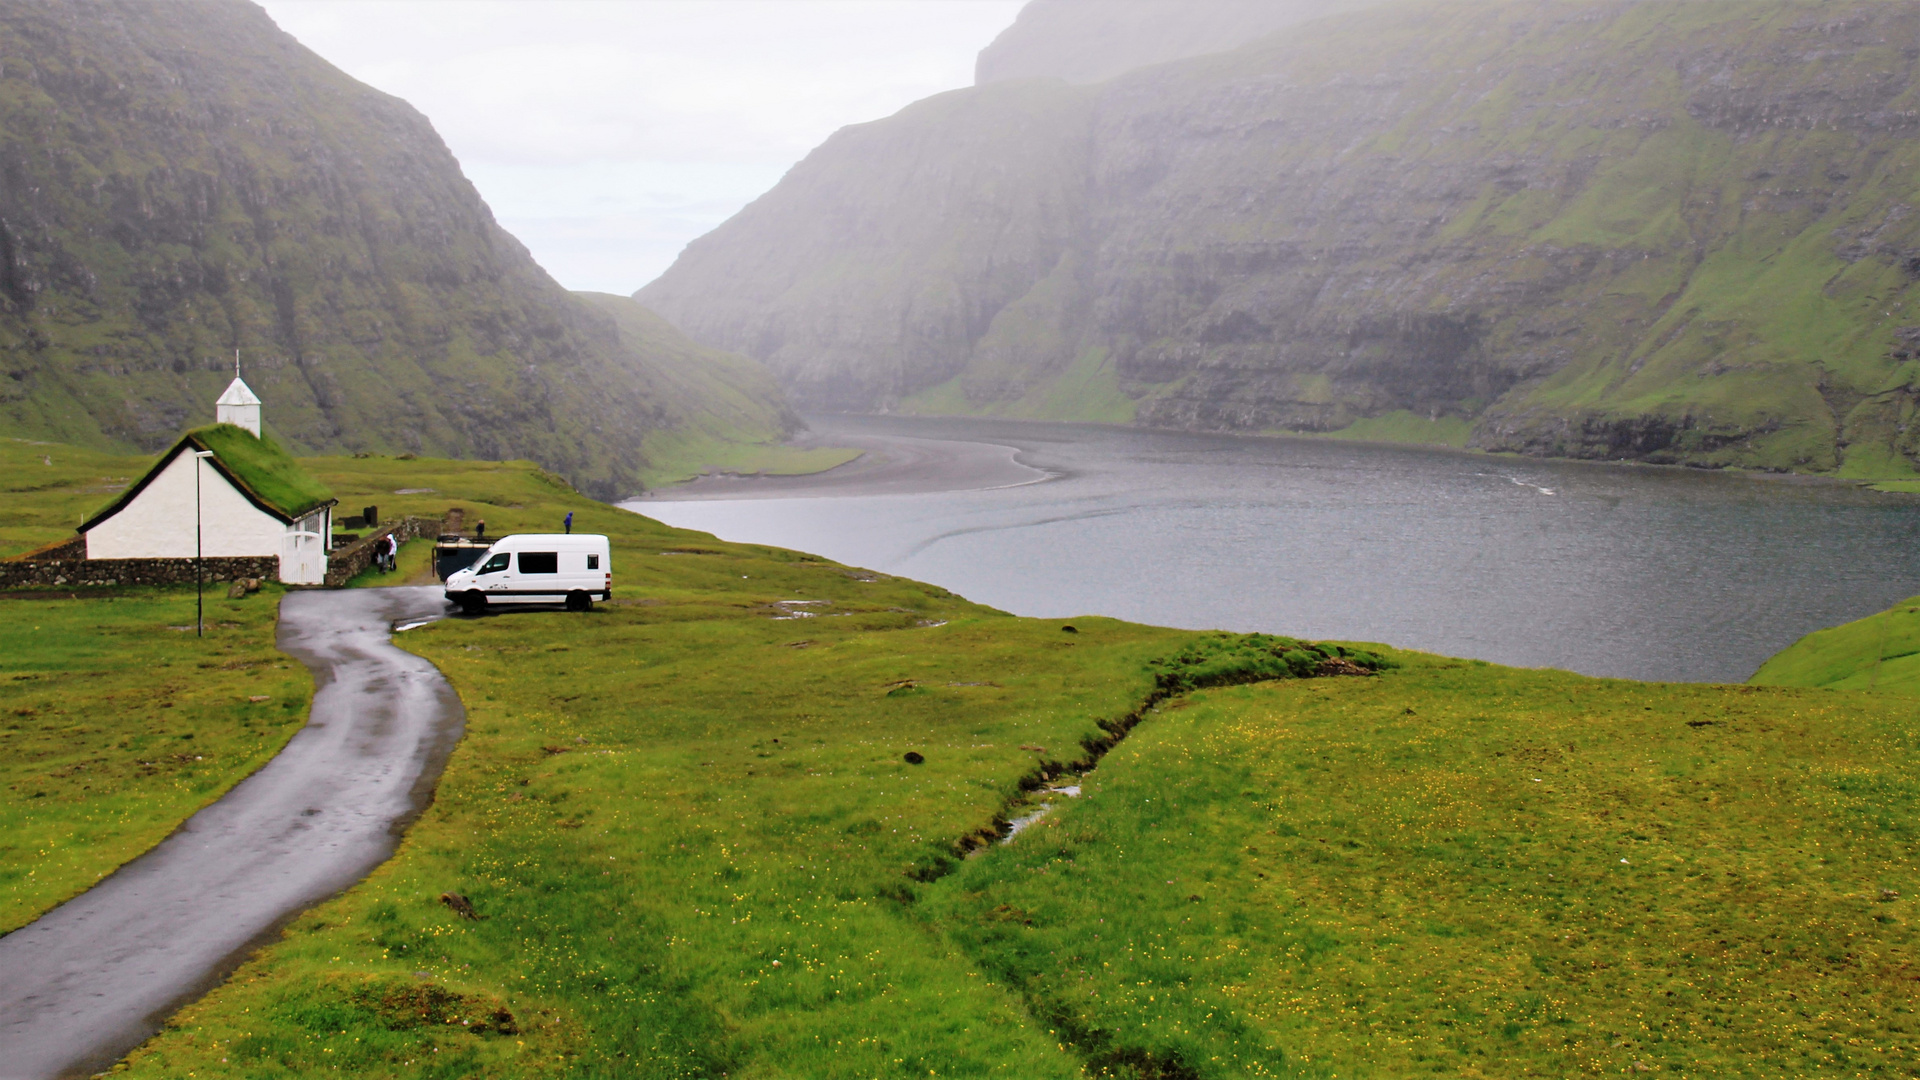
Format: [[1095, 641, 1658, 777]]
[[641, 0, 1920, 474], [638, 79, 1096, 411], [974, 0, 1376, 86], [0, 1, 793, 498]]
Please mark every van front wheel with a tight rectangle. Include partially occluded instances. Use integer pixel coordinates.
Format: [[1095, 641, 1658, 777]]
[[565, 590, 592, 613], [460, 591, 488, 616]]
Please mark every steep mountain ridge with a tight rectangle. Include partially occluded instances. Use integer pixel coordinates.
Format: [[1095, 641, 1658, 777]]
[[638, 78, 1097, 411], [0, 0, 795, 498], [641, 0, 1920, 474], [974, 0, 1378, 86]]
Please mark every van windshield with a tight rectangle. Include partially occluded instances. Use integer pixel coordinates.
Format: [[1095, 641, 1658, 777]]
[[476, 553, 510, 575]]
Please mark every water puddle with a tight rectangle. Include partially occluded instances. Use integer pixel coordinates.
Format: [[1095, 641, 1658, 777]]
[[393, 597, 457, 634], [772, 599, 830, 620], [1002, 803, 1054, 839]]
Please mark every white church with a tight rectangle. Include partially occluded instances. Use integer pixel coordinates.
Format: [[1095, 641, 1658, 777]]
[[77, 368, 337, 584]]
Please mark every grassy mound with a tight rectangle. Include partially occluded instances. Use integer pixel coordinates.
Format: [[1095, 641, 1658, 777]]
[[1750, 594, 1920, 696], [930, 667, 1917, 1077]]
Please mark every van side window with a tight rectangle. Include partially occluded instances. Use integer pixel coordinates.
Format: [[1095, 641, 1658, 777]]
[[477, 553, 510, 575], [587, 554, 600, 570], [518, 552, 559, 575]]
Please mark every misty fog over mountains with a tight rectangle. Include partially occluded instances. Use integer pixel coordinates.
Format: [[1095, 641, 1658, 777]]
[[643, 0, 1920, 476]]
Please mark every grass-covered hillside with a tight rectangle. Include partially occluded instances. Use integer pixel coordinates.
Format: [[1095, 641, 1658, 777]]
[[0, 3, 814, 498], [0, 446, 1891, 1077], [574, 294, 860, 487], [1752, 593, 1920, 696], [644, 0, 1920, 478]]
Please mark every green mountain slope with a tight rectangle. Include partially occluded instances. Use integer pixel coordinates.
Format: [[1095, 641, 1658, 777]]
[[574, 293, 858, 486], [640, 78, 1098, 410], [1751, 593, 1920, 694], [641, 0, 1920, 475], [0, 1, 798, 499]]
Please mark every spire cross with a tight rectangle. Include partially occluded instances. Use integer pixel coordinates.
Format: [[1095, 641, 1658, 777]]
[[234, 349, 241, 380]]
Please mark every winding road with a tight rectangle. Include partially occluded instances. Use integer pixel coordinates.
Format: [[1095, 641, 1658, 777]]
[[0, 587, 463, 1080]]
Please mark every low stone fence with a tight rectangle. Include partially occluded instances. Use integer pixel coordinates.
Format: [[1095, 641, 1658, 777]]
[[2, 514, 448, 590], [0, 555, 281, 589], [322, 516, 443, 588]]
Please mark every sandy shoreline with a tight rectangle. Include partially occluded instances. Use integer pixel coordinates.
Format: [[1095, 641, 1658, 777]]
[[630, 427, 1053, 502]]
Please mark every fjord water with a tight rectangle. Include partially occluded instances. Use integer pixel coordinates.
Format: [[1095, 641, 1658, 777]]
[[638, 416, 1920, 683]]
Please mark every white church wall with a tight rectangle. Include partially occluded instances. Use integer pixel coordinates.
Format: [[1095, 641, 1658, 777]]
[[85, 453, 286, 562]]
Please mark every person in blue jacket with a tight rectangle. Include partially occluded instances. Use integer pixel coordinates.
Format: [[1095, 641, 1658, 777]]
[[564, 511, 573, 535]]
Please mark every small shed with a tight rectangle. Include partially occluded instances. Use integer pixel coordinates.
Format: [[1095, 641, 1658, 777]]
[[78, 423, 337, 584]]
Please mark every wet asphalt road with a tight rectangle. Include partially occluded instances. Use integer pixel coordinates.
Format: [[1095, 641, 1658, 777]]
[[0, 587, 464, 1079]]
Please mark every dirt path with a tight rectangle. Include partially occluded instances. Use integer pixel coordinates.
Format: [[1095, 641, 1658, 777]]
[[0, 587, 462, 1079]]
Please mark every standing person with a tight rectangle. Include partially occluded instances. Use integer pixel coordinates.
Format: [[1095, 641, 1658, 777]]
[[564, 511, 573, 535], [384, 533, 398, 573], [475, 520, 486, 541]]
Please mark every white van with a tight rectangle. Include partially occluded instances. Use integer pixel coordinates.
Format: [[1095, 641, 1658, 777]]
[[443, 533, 611, 614]]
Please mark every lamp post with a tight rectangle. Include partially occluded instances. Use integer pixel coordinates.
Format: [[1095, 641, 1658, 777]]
[[193, 449, 214, 638]]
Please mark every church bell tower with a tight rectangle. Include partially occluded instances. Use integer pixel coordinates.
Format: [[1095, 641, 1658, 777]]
[[215, 350, 262, 437]]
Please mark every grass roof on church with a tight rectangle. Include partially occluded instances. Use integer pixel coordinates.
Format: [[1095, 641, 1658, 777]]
[[78, 424, 335, 533], [186, 424, 335, 521]]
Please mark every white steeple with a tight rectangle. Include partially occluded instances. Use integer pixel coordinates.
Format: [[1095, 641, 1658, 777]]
[[216, 349, 261, 436]]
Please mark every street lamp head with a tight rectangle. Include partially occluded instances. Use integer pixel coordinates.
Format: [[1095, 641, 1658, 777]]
[[193, 450, 215, 459]]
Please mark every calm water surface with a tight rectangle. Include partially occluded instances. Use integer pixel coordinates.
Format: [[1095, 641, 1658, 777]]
[[636, 415, 1920, 683]]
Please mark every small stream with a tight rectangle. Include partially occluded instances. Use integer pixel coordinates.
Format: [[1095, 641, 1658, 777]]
[[1001, 783, 1084, 844]]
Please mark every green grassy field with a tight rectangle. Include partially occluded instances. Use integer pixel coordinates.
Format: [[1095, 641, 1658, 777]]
[[0, 584, 311, 933], [0, 437, 150, 558], [930, 669, 1917, 1077], [4, 445, 1916, 1076], [119, 526, 1211, 1077]]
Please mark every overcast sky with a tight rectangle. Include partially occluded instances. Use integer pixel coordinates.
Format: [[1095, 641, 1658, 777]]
[[256, 0, 1024, 295]]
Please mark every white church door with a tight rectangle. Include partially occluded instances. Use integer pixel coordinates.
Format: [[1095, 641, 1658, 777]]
[[280, 515, 328, 585]]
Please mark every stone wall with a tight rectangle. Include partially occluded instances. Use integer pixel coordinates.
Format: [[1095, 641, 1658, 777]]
[[322, 516, 444, 588], [0, 555, 281, 589], [2, 514, 449, 590]]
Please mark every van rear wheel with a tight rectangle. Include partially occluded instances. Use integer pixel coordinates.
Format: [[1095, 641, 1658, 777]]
[[565, 590, 592, 613], [460, 591, 488, 616]]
